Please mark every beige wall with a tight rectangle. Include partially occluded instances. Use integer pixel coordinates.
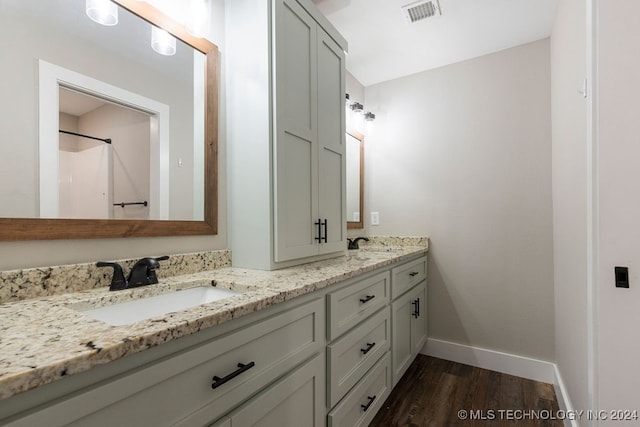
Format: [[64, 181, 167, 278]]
[[550, 0, 590, 413], [0, 0, 227, 270], [363, 40, 555, 360], [596, 0, 640, 415]]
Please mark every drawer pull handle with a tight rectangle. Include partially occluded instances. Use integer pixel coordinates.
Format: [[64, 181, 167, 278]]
[[360, 342, 376, 355], [359, 295, 375, 304], [361, 395, 377, 412], [212, 361, 255, 389], [409, 271, 419, 277], [412, 298, 420, 319]]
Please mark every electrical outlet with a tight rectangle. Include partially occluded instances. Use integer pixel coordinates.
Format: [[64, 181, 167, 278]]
[[615, 266, 629, 288], [371, 211, 380, 226]]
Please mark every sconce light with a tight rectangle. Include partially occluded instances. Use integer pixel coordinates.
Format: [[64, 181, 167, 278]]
[[364, 112, 376, 121], [151, 26, 177, 56], [350, 102, 364, 113], [86, 0, 118, 26]]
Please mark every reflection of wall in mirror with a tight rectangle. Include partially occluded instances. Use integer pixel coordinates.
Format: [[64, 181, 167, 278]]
[[346, 133, 361, 222], [77, 104, 151, 220], [0, 1, 196, 219], [59, 112, 112, 219]]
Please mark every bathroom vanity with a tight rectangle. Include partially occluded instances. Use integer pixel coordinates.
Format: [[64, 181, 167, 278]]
[[0, 241, 427, 426]]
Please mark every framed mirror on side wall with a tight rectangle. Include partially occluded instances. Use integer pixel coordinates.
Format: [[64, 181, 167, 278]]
[[346, 130, 364, 229], [0, 0, 219, 241]]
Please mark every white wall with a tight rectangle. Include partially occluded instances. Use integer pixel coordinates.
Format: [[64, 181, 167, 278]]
[[364, 40, 555, 360], [0, 0, 227, 270], [550, 0, 591, 415], [596, 0, 640, 418], [79, 104, 151, 220]]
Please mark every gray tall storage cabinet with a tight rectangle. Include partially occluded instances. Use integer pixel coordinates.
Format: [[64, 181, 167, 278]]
[[227, 0, 348, 270]]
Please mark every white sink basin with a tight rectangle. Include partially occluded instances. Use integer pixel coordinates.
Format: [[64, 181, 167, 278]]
[[78, 286, 238, 326]]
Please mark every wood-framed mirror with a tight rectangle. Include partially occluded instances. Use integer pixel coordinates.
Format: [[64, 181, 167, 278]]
[[0, 0, 218, 241], [346, 130, 364, 229]]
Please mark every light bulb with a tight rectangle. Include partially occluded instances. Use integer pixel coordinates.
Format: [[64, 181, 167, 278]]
[[86, 0, 118, 26], [151, 26, 176, 56]]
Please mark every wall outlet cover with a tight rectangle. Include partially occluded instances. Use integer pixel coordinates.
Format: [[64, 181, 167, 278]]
[[371, 211, 380, 226]]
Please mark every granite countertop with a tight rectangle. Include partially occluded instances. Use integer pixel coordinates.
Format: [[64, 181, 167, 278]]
[[0, 244, 427, 400]]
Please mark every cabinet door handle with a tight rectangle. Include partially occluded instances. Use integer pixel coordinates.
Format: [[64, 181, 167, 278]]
[[359, 295, 375, 304], [409, 271, 419, 277], [322, 219, 328, 243], [360, 342, 376, 355], [412, 298, 420, 319], [314, 219, 322, 243], [212, 361, 255, 389], [361, 395, 377, 412]]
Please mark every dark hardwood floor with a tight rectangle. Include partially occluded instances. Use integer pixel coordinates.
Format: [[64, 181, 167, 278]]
[[370, 355, 563, 426]]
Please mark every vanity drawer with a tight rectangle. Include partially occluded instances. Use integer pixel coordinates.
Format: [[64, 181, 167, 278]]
[[327, 307, 390, 407], [9, 298, 324, 427], [391, 256, 427, 299], [327, 352, 392, 427], [327, 271, 390, 340]]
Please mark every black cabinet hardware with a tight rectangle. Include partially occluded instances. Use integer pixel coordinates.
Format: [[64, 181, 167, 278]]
[[212, 362, 255, 389], [314, 219, 329, 243], [360, 342, 376, 355], [409, 271, 419, 277], [412, 298, 420, 319], [359, 295, 375, 304], [322, 219, 328, 243], [361, 395, 377, 412], [314, 219, 322, 243]]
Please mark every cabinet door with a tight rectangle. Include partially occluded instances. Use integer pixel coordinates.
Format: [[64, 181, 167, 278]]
[[391, 289, 413, 386], [228, 354, 325, 427], [391, 282, 427, 386], [274, 0, 319, 262], [410, 281, 427, 357], [317, 27, 346, 255]]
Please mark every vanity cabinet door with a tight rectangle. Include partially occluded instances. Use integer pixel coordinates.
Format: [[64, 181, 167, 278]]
[[273, 0, 319, 262], [227, 354, 325, 427], [316, 26, 346, 256], [391, 281, 427, 386]]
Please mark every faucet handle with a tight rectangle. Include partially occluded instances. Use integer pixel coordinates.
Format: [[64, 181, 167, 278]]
[[128, 256, 169, 287], [96, 261, 128, 291], [147, 256, 169, 284]]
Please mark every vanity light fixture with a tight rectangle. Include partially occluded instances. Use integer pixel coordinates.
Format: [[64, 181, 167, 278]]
[[350, 102, 364, 113], [151, 26, 177, 56], [86, 0, 118, 26], [364, 112, 376, 121]]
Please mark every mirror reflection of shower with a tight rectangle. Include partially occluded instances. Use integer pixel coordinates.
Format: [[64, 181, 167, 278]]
[[58, 87, 152, 220]]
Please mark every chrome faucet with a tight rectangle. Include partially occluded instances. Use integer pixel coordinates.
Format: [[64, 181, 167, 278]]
[[347, 237, 369, 250], [97, 256, 169, 291]]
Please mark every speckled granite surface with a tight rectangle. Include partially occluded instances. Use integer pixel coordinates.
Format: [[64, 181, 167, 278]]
[[0, 240, 427, 400], [0, 250, 232, 304]]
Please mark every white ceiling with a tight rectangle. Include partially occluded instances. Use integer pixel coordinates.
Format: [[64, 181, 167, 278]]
[[314, 0, 559, 86]]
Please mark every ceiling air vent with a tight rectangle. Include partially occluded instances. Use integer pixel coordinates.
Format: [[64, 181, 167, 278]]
[[402, 0, 442, 24]]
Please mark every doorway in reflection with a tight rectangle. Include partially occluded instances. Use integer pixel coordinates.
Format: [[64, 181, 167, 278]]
[[58, 87, 152, 220]]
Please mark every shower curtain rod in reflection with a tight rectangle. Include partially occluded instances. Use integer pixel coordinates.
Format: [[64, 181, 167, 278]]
[[59, 129, 111, 144], [114, 201, 148, 208]]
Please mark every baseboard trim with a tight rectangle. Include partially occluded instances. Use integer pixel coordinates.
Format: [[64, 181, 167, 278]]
[[552, 364, 578, 427], [422, 339, 576, 425], [423, 338, 554, 383]]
